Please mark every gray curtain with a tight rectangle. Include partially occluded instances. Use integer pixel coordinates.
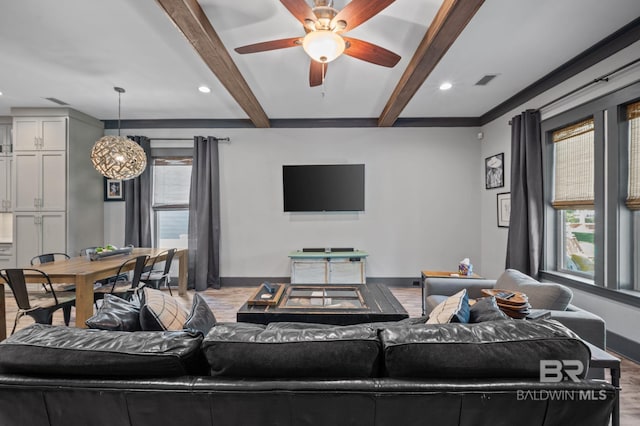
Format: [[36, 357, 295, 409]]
[[188, 136, 221, 290], [506, 110, 543, 278], [124, 136, 152, 247]]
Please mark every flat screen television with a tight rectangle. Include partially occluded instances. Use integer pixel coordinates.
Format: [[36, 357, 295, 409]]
[[283, 164, 365, 212]]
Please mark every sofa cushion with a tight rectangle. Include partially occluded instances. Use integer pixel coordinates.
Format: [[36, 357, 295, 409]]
[[140, 287, 189, 331], [85, 294, 141, 331], [0, 324, 207, 377], [183, 293, 217, 336], [426, 289, 469, 324], [496, 269, 573, 310], [202, 322, 381, 378], [380, 319, 590, 379], [469, 296, 510, 323]]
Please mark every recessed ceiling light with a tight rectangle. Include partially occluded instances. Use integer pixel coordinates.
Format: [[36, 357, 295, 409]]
[[0, 91, 3, 96], [439, 82, 452, 91], [198, 86, 211, 93]]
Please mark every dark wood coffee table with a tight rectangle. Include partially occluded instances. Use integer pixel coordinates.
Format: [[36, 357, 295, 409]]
[[237, 283, 409, 325]]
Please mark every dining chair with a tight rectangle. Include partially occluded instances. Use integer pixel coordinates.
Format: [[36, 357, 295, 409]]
[[0, 268, 76, 335], [93, 255, 150, 303], [140, 249, 177, 295], [30, 252, 70, 266], [30, 252, 72, 292]]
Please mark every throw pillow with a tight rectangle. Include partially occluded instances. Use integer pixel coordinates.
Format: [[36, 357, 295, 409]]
[[183, 293, 217, 336], [468, 296, 509, 323], [426, 289, 470, 324], [140, 287, 189, 331], [496, 269, 573, 310], [85, 294, 141, 331]]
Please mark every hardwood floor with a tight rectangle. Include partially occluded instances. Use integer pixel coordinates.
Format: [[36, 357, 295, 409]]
[[2, 285, 639, 425]]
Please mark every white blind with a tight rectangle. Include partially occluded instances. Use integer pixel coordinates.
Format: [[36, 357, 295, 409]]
[[552, 118, 595, 209], [628, 102, 640, 210]]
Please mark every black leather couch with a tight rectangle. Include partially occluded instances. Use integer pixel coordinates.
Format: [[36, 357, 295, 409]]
[[0, 319, 616, 426]]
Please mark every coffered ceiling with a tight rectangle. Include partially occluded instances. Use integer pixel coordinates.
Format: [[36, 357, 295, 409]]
[[0, 0, 639, 127]]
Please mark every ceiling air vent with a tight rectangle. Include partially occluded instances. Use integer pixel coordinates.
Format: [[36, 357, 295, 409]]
[[44, 97, 69, 105], [475, 74, 498, 86]]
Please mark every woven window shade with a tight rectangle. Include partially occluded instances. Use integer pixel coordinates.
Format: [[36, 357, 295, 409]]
[[552, 118, 595, 209], [628, 101, 640, 209]]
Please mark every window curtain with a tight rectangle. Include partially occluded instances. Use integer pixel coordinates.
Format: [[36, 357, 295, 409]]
[[551, 118, 595, 209], [505, 110, 543, 278], [627, 101, 640, 209], [188, 136, 221, 290], [124, 135, 152, 247]]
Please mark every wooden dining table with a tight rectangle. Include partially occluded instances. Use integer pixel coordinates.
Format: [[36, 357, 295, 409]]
[[0, 248, 188, 341]]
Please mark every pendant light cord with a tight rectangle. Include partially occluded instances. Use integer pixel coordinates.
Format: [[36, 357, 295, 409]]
[[114, 86, 125, 136]]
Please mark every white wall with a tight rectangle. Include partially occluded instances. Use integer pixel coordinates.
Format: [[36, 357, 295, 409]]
[[105, 126, 482, 279], [479, 41, 640, 341]]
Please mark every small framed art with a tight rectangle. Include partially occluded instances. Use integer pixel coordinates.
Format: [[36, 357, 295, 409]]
[[485, 153, 504, 189], [104, 178, 125, 201], [497, 192, 510, 228]]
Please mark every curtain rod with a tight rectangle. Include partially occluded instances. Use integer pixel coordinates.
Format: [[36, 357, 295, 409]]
[[148, 137, 231, 142], [509, 57, 640, 125]]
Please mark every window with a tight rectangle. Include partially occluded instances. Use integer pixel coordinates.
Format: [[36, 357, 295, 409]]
[[551, 119, 595, 277], [542, 80, 640, 299], [152, 157, 192, 250]]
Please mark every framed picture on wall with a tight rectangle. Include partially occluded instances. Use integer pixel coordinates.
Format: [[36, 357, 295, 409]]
[[497, 192, 510, 228], [104, 178, 125, 201], [485, 153, 504, 189]]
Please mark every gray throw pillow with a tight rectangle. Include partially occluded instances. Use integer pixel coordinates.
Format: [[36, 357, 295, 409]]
[[183, 293, 217, 336], [85, 294, 141, 331], [496, 269, 573, 310], [469, 297, 509, 323]]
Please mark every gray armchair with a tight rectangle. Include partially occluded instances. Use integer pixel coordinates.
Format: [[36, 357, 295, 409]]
[[423, 269, 606, 350]]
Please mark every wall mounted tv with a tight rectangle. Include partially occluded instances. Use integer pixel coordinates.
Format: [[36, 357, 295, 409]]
[[283, 164, 365, 212]]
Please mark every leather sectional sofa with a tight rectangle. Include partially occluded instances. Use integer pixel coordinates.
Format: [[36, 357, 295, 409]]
[[0, 318, 616, 426]]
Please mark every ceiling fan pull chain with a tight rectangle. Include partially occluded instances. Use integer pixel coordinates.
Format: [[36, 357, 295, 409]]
[[322, 62, 326, 98]]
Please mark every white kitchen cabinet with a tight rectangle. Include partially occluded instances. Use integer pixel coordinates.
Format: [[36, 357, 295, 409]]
[[0, 156, 11, 212], [11, 108, 104, 264], [0, 123, 11, 212], [0, 123, 11, 155], [14, 212, 66, 267], [13, 117, 66, 151], [13, 151, 66, 211]]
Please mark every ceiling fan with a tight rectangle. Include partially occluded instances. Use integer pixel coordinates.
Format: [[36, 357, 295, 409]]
[[234, 0, 401, 87]]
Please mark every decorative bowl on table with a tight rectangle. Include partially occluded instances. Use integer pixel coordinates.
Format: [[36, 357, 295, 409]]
[[89, 245, 134, 261]]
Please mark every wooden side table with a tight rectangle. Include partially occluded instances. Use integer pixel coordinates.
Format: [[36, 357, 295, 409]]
[[585, 342, 621, 426], [420, 270, 484, 316]]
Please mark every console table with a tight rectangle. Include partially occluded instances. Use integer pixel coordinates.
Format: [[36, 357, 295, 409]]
[[289, 250, 367, 284]]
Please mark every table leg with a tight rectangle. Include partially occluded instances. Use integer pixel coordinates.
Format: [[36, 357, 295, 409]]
[[611, 366, 621, 426], [178, 250, 188, 296], [74, 275, 93, 329], [421, 272, 426, 316], [0, 283, 6, 341]]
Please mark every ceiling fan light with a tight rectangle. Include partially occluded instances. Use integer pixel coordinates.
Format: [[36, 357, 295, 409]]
[[302, 30, 345, 63]]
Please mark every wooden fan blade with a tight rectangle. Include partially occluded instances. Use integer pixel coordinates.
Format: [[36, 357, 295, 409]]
[[342, 37, 400, 67], [309, 60, 328, 87], [331, 0, 395, 33], [280, 0, 317, 25], [235, 37, 302, 54]]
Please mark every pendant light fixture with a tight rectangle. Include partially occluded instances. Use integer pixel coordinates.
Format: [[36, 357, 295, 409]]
[[91, 87, 147, 180]]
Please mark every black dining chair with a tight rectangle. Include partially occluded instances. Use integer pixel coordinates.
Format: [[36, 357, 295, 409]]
[[30, 252, 73, 292], [0, 268, 76, 335], [140, 249, 177, 295], [93, 255, 150, 304], [30, 252, 71, 266]]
